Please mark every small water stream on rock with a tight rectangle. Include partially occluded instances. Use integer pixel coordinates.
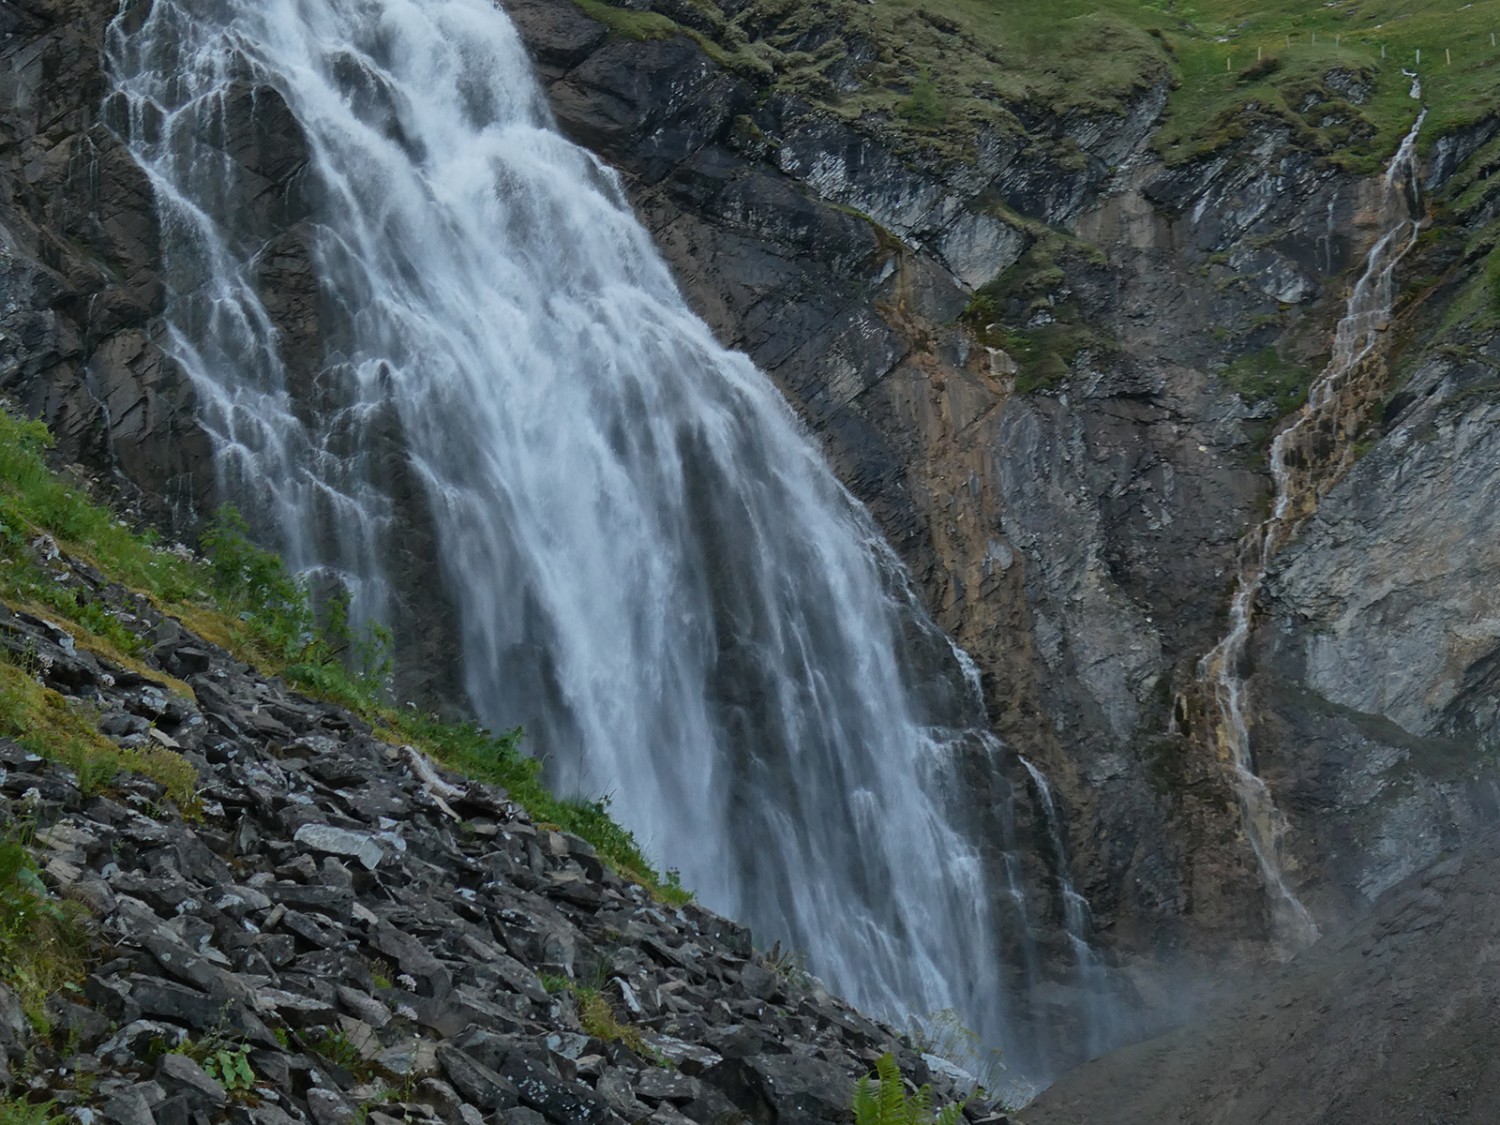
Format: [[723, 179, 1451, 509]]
[[105, 0, 1113, 1084], [1198, 110, 1427, 950], [1018, 758, 1117, 1059]]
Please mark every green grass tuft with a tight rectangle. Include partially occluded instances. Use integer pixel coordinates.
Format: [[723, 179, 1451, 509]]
[[0, 837, 91, 1035], [575, 988, 653, 1056], [0, 660, 200, 811]]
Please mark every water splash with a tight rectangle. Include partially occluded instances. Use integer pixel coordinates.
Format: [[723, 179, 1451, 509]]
[[104, 0, 1109, 1081], [1198, 111, 1427, 951]]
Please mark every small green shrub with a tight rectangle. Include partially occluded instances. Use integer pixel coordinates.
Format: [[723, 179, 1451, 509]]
[[898, 70, 946, 127], [200, 506, 394, 712], [305, 1027, 369, 1074], [201, 506, 315, 657], [538, 972, 572, 995], [0, 1096, 67, 1124], [171, 1028, 257, 1093], [853, 1054, 963, 1125]]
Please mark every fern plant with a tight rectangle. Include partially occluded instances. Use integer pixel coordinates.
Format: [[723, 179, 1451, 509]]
[[853, 1053, 964, 1125]]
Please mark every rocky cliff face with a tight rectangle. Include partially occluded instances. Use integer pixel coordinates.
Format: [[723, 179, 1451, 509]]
[[0, 0, 209, 524], [499, 0, 1500, 977], [3, 0, 1500, 1057]]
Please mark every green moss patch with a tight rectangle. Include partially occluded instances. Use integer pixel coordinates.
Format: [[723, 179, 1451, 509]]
[[1219, 346, 1314, 414], [963, 235, 1117, 394]]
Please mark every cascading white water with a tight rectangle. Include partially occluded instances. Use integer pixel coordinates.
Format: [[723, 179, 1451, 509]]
[[1198, 110, 1427, 950], [1017, 758, 1117, 1060], [103, 0, 1109, 1081]]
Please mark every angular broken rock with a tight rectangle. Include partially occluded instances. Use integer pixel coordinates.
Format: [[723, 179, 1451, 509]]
[[437, 1042, 520, 1110], [294, 823, 387, 870], [635, 1068, 701, 1105], [368, 921, 452, 999], [501, 1051, 616, 1125], [155, 1053, 228, 1111], [99, 1085, 156, 1125], [0, 527, 978, 1125]]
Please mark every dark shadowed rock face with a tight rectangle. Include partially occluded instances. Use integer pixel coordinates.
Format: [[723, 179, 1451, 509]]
[[1026, 832, 1500, 1125], [0, 0, 210, 527]]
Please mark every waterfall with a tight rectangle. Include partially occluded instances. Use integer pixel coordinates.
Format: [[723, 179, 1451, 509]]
[[1018, 758, 1116, 1060], [103, 0, 1108, 1082], [1198, 111, 1427, 950]]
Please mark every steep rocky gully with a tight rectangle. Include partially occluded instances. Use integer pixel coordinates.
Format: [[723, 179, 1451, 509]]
[[3, 0, 1500, 1117]]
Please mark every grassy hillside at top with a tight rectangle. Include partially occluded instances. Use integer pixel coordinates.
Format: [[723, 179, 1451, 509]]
[[1148, 0, 1500, 165], [580, 0, 1499, 168]]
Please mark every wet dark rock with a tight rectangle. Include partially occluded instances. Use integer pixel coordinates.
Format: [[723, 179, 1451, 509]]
[[6, 0, 1498, 1113], [437, 1043, 519, 1111], [43, 996, 112, 1051], [306, 1087, 356, 1125], [128, 976, 241, 1031], [501, 1050, 616, 1125], [99, 1084, 158, 1125]]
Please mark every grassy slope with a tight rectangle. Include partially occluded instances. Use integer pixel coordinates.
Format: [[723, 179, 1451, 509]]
[[584, 0, 1499, 168], [1149, 0, 1500, 167]]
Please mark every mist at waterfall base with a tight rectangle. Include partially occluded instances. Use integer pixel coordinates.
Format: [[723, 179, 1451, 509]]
[[107, 0, 1125, 1089]]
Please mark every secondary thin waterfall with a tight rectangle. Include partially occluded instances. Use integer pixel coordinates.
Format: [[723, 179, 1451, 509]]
[[1197, 110, 1427, 950], [1018, 758, 1116, 1061], [105, 0, 1093, 1079]]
